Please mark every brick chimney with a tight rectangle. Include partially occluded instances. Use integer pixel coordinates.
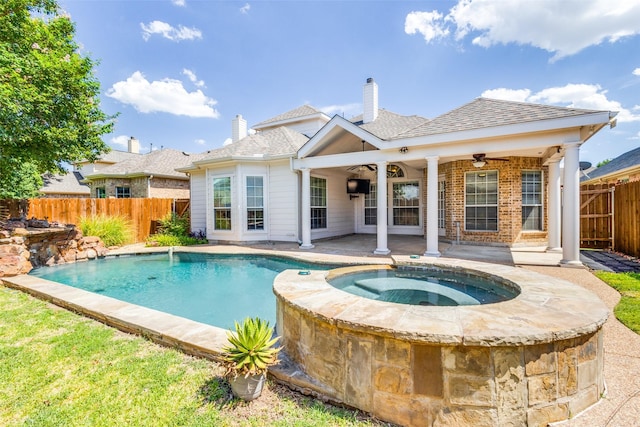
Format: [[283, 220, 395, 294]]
[[232, 114, 248, 143], [128, 136, 140, 154], [363, 77, 378, 124]]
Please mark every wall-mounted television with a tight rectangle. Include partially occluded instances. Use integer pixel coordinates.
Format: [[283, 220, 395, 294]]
[[346, 178, 370, 194]]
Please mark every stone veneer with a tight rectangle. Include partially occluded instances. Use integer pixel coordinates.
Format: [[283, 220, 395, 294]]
[[272, 257, 608, 427]]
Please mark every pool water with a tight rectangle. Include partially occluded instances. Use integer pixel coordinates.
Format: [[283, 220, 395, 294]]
[[328, 266, 519, 306], [29, 253, 337, 329]]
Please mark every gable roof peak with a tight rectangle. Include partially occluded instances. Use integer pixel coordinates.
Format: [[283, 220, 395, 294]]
[[253, 104, 328, 129]]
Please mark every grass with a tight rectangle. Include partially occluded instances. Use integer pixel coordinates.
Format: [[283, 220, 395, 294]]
[[594, 271, 640, 334], [79, 215, 134, 247], [0, 287, 391, 427]]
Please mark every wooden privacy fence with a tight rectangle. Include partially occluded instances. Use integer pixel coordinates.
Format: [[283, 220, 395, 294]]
[[614, 180, 640, 258], [1, 198, 190, 243]]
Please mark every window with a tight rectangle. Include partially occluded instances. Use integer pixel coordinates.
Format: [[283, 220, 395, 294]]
[[392, 181, 420, 226], [465, 171, 498, 231], [115, 186, 130, 198], [96, 187, 106, 198], [364, 183, 377, 225], [213, 177, 232, 230], [246, 176, 264, 230], [522, 171, 543, 231], [438, 180, 446, 229], [310, 176, 327, 229]]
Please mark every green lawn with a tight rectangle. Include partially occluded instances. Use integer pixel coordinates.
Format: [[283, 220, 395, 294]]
[[0, 287, 391, 427], [594, 271, 640, 334]]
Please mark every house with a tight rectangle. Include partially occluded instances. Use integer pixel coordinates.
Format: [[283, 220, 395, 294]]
[[182, 78, 617, 267], [83, 141, 204, 199], [580, 145, 640, 185], [39, 138, 142, 198]]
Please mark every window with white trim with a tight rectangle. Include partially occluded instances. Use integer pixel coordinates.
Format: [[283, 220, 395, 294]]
[[465, 171, 498, 231], [364, 183, 377, 225], [310, 176, 327, 229], [213, 177, 232, 230], [392, 181, 420, 226], [522, 171, 543, 231], [246, 176, 264, 231], [96, 187, 106, 198], [115, 186, 130, 198]]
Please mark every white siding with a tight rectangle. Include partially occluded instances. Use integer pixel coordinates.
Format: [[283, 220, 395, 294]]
[[189, 171, 207, 235], [311, 170, 355, 240], [268, 160, 300, 242]]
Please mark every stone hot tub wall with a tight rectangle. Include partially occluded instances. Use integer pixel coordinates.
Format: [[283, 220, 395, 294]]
[[272, 260, 608, 427]]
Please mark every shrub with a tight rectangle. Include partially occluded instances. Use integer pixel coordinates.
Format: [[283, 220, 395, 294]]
[[79, 215, 133, 247], [157, 212, 190, 237], [146, 234, 206, 247], [146, 212, 207, 247]]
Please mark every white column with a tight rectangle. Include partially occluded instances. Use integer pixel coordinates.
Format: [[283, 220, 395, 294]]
[[547, 159, 562, 252], [560, 143, 582, 267], [374, 161, 390, 254], [300, 168, 314, 249], [424, 156, 441, 257]]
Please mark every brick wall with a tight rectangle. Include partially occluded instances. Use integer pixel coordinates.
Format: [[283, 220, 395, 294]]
[[424, 157, 548, 246], [149, 178, 190, 198]]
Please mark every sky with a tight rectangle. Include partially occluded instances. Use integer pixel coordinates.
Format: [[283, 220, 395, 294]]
[[58, 0, 640, 166]]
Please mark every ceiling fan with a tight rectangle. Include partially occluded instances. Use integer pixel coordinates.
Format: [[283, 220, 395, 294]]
[[348, 141, 377, 172], [470, 153, 509, 168]]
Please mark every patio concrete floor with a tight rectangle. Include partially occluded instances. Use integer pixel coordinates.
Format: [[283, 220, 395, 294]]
[[6, 235, 640, 426]]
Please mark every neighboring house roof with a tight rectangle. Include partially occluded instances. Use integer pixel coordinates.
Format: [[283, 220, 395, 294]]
[[581, 145, 640, 183], [75, 149, 141, 167], [350, 109, 430, 140], [396, 97, 608, 139], [85, 149, 205, 180], [40, 171, 90, 196], [253, 105, 328, 129], [193, 127, 309, 165]]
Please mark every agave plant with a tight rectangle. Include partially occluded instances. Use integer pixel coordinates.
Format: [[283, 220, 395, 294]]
[[221, 317, 281, 379]]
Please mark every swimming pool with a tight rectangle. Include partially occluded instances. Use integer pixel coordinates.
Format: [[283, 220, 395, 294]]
[[29, 252, 338, 329]]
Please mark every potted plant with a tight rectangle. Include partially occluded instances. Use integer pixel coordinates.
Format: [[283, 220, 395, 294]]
[[221, 317, 281, 401]]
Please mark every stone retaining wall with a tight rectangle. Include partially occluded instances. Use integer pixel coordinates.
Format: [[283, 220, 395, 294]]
[[0, 223, 107, 277]]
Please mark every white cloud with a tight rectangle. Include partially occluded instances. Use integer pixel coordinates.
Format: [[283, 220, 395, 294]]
[[482, 83, 640, 123], [110, 135, 129, 148], [634, 68, 640, 76], [194, 138, 206, 145], [320, 103, 361, 118], [172, 0, 185, 6], [240, 3, 251, 14], [140, 20, 202, 42], [406, 0, 640, 61], [106, 71, 219, 118], [182, 69, 205, 87], [405, 11, 449, 43]]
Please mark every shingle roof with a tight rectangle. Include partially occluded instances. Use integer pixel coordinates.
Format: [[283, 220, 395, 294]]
[[350, 109, 430, 140], [40, 171, 90, 195], [83, 149, 141, 164], [85, 149, 204, 179], [253, 105, 326, 128], [198, 127, 309, 162], [395, 97, 605, 139], [581, 145, 640, 182]]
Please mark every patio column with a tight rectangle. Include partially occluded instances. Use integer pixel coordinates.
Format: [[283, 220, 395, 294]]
[[300, 168, 314, 249], [547, 159, 562, 252], [560, 142, 582, 267], [424, 156, 441, 257], [374, 161, 390, 255]]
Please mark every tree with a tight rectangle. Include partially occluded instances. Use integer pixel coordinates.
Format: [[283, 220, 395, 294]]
[[596, 159, 611, 168], [0, 0, 114, 182], [0, 158, 42, 199]]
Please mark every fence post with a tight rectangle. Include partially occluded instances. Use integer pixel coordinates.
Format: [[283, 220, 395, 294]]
[[610, 186, 615, 252]]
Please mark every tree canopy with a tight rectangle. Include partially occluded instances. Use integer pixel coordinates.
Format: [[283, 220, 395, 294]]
[[0, 0, 114, 183]]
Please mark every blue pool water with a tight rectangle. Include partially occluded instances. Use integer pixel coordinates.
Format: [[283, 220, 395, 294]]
[[329, 266, 519, 306], [29, 253, 338, 329]]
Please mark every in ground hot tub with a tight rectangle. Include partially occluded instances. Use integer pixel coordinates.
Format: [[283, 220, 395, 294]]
[[272, 258, 609, 427]]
